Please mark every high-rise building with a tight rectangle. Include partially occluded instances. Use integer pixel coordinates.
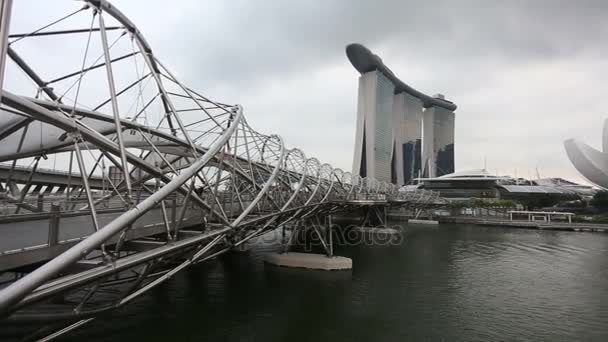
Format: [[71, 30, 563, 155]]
[[352, 70, 395, 182], [422, 103, 455, 177], [393, 92, 423, 184], [347, 43, 457, 184]]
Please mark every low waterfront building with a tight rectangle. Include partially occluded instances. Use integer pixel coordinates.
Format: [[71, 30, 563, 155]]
[[408, 169, 594, 203]]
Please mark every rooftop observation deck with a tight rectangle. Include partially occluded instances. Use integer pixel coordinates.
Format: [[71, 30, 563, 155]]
[[345, 43, 457, 111]]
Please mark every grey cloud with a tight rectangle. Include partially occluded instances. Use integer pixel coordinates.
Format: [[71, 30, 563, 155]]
[[120, 0, 608, 89], [9, 0, 608, 184]]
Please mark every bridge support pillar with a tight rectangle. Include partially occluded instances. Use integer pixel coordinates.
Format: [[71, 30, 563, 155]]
[[37, 193, 44, 211], [327, 215, 333, 258], [360, 205, 388, 228], [351, 204, 403, 236], [232, 241, 249, 253], [47, 203, 60, 247], [265, 215, 351, 270]]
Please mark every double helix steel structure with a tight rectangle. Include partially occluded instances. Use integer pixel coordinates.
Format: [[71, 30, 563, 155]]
[[0, 1, 443, 339]]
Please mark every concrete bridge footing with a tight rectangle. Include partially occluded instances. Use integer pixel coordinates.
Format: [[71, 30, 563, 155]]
[[264, 252, 352, 270]]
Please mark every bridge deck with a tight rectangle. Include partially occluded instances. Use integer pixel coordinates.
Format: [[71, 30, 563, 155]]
[[0, 164, 105, 190], [0, 204, 204, 271]]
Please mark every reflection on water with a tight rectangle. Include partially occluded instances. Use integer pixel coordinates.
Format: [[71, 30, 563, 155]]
[[57, 224, 608, 341]]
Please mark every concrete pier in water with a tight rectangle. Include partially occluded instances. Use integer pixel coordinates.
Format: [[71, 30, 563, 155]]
[[264, 252, 352, 270], [352, 226, 402, 235]]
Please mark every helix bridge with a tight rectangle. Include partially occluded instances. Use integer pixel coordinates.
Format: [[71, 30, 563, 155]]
[[0, 1, 443, 339]]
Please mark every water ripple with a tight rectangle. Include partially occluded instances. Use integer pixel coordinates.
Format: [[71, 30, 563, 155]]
[[47, 223, 608, 342]]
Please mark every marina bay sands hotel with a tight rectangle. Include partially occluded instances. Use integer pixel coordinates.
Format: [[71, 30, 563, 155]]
[[347, 44, 457, 185]]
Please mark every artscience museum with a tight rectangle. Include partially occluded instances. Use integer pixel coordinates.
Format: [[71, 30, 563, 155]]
[[564, 119, 608, 190]]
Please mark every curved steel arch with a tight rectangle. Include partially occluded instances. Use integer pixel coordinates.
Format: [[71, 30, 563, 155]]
[[0, 2, 440, 337]]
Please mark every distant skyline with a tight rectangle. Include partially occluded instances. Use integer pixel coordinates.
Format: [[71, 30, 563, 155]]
[[12, 0, 608, 185]]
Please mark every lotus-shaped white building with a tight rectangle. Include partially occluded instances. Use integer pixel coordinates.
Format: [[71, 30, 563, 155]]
[[564, 119, 608, 189]]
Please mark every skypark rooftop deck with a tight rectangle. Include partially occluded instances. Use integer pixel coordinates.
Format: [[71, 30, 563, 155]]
[[346, 43, 457, 111]]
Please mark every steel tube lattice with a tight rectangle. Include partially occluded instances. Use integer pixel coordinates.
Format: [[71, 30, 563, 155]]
[[0, 1, 443, 339]]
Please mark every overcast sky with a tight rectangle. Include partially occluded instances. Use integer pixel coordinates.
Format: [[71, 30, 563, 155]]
[[13, 0, 608, 184]]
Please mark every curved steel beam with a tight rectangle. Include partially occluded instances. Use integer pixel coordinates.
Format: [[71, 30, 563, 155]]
[[0, 105, 243, 314]]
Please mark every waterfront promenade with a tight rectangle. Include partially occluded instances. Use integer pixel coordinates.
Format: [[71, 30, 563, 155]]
[[442, 216, 608, 233], [390, 211, 608, 233]]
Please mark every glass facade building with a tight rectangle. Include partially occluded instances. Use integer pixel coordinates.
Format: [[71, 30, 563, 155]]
[[422, 106, 455, 178], [352, 71, 395, 183], [434, 107, 455, 176], [348, 43, 456, 184], [393, 92, 423, 185], [421, 108, 435, 178], [374, 72, 395, 182]]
